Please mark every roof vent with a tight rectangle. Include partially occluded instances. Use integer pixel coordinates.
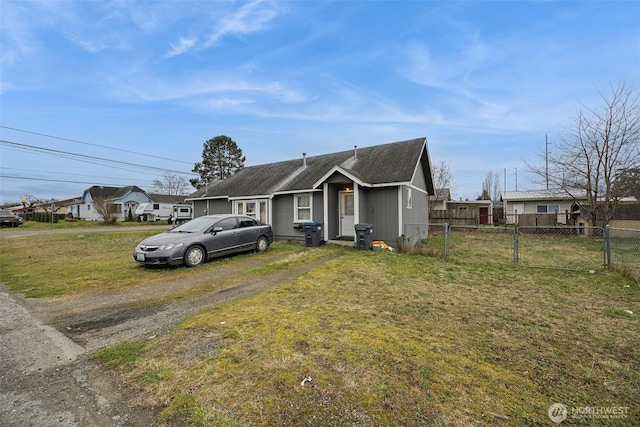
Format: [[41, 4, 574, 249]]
[[354, 145, 358, 158], [303, 152, 307, 166]]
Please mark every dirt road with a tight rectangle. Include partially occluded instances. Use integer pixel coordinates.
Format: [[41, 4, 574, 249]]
[[0, 250, 340, 426]]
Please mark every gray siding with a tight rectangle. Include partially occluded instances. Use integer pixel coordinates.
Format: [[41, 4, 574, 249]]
[[402, 184, 429, 249], [272, 196, 297, 240], [360, 186, 399, 248], [272, 192, 324, 241], [193, 199, 232, 218]]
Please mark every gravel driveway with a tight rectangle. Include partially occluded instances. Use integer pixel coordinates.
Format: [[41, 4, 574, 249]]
[[0, 243, 340, 426]]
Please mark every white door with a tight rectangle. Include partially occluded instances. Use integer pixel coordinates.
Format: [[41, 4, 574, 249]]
[[339, 191, 354, 237]]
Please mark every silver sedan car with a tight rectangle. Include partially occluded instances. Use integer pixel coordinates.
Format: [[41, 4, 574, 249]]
[[134, 214, 273, 267]]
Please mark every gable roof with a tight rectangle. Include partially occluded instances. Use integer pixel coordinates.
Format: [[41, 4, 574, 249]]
[[430, 188, 451, 201], [148, 193, 189, 204], [83, 185, 147, 201], [190, 138, 433, 199], [500, 189, 587, 202]]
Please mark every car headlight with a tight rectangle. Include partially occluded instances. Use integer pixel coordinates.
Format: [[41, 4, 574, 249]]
[[158, 243, 184, 250]]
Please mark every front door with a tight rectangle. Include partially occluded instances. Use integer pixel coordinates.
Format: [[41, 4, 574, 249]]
[[479, 207, 489, 225], [339, 191, 354, 237]]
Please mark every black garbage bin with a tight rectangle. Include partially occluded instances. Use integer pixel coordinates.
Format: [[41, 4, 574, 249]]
[[303, 221, 323, 247], [354, 223, 374, 250]]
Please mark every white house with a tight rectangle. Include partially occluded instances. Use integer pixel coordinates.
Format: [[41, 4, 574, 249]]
[[69, 185, 151, 221], [500, 190, 588, 226]]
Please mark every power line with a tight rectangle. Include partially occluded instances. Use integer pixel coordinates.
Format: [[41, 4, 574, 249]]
[[0, 174, 147, 187], [0, 167, 157, 186], [1, 144, 172, 179], [0, 139, 197, 176], [0, 125, 194, 166]]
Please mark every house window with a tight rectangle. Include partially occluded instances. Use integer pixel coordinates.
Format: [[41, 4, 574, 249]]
[[407, 188, 413, 209], [153, 203, 160, 210], [294, 193, 312, 222], [537, 204, 559, 214], [235, 200, 268, 223]]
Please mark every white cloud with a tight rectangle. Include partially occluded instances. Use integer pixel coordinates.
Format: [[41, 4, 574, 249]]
[[203, 1, 279, 48], [167, 37, 198, 58], [164, 1, 280, 57]]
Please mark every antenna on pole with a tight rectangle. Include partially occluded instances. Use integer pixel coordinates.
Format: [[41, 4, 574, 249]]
[[504, 168, 506, 192], [545, 133, 550, 190]]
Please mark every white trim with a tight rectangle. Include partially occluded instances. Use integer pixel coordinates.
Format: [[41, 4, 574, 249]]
[[323, 183, 329, 241], [185, 195, 229, 202], [293, 193, 313, 222], [407, 183, 429, 195], [272, 188, 322, 196], [313, 166, 367, 189], [354, 184, 360, 226], [313, 166, 414, 190], [410, 141, 426, 183], [228, 194, 271, 201], [233, 199, 269, 223], [398, 187, 403, 238]]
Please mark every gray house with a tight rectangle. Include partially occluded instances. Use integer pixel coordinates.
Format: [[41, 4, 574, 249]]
[[187, 138, 435, 249]]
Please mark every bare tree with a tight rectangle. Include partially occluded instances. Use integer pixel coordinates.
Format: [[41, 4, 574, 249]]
[[528, 81, 640, 226], [480, 171, 501, 200], [92, 197, 120, 224], [21, 194, 44, 220], [152, 172, 191, 195], [429, 160, 455, 216]]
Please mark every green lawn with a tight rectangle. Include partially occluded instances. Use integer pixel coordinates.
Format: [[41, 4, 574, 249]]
[[1, 231, 638, 425]]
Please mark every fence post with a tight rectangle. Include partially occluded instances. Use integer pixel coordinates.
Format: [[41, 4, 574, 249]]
[[443, 222, 449, 260], [604, 225, 611, 268], [513, 226, 519, 265]]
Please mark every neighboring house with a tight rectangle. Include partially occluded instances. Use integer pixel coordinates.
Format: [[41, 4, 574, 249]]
[[6, 197, 80, 218], [500, 190, 588, 226], [187, 138, 435, 249], [429, 188, 493, 226], [431, 199, 493, 226], [36, 197, 80, 217], [429, 188, 451, 212], [69, 185, 151, 221]]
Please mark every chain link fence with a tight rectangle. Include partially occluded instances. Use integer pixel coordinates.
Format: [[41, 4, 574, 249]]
[[448, 225, 514, 264], [424, 223, 639, 283], [516, 226, 604, 271], [607, 226, 640, 283]]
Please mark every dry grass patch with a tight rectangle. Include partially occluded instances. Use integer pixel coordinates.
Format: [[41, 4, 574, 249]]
[[97, 240, 639, 426]]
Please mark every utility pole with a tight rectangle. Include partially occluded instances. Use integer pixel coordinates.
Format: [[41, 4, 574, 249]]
[[514, 168, 518, 191]]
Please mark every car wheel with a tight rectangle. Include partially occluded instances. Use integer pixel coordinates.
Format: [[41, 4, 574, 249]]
[[256, 236, 269, 253], [184, 245, 205, 267]]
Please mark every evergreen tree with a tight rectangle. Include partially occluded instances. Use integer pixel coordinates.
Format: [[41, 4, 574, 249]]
[[191, 136, 246, 189]]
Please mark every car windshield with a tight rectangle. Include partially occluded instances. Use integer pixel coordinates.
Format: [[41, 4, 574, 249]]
[[167, 216, 218, 233]]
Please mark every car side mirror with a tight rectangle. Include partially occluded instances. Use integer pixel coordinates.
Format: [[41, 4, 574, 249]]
[[212, 226, 223, 234]]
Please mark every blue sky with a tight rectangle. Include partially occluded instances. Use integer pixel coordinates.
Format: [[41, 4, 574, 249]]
[[1, 0, 639, 204]]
